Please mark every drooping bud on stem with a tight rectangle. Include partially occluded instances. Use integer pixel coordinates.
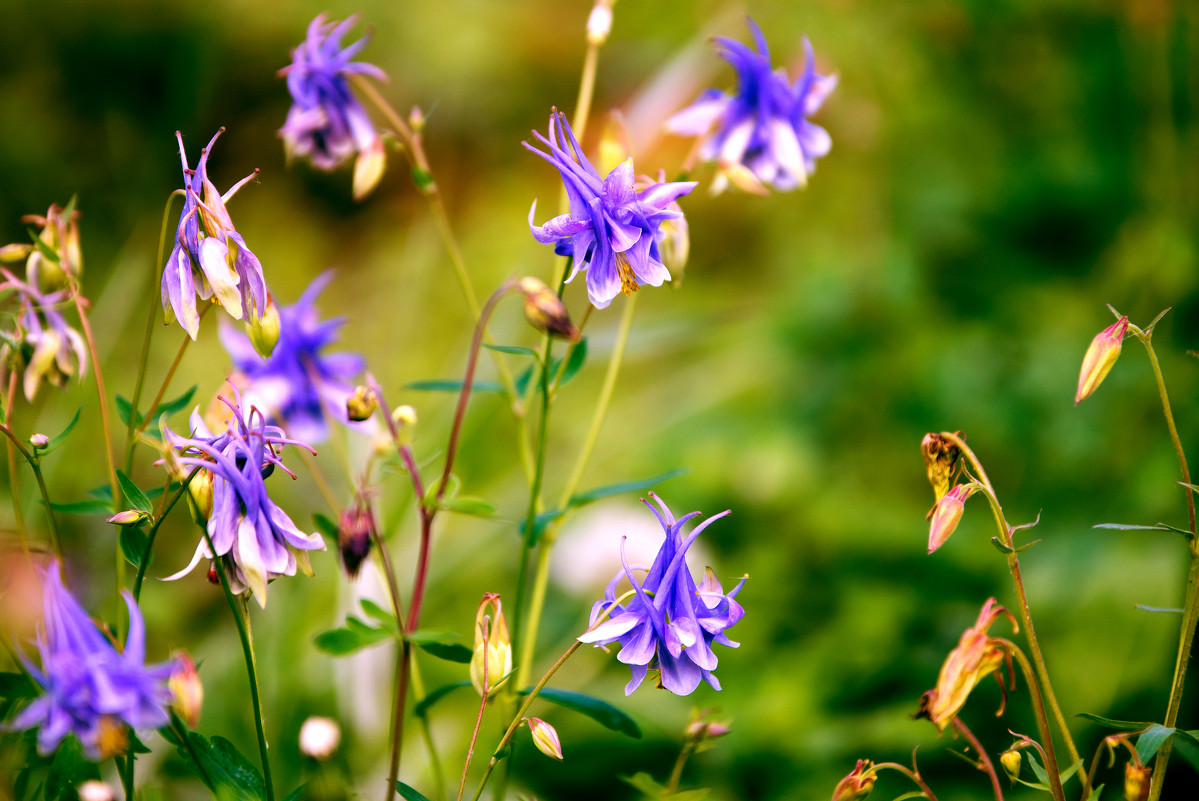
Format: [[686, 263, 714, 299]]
[[1124, 762, 1150, 801], [470, 593, 511, 697], [246, 295, 281, 359], [927, 483, 978, 554], [29, 433, 50, 450], [338, 500, 376, 579], [1000, 749, 1022, 781], [831, 759, 877, 801], [525, 717, 564, 761], [107, 510, 148, 527], [169, 652, 204, 729], [1075, 315, 1128, 405], [517, 277, 579, 341]]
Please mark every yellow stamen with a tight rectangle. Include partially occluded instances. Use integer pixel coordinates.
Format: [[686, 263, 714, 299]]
[[95, 716, 129, 759], [615, 251, 639, 296]]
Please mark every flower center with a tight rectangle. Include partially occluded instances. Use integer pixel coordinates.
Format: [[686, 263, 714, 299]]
[[615, 251, 639, 296]]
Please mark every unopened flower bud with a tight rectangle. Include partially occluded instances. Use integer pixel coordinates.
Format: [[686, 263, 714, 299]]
[[0, 243, 33, 262], [299, 716, 341, 761], [1000, 749, 1022, 781], [338, 502, 375, 579], [1124, 762, 1150, 801], [187, 470, 215, 522], [470, 593, 512, 697], [169, 652, 204, 729], [409, 106, 426, 133], [526, 717, 564, 761], [107, 509, 148, 527], [920, 432, 961, 502], [78, 781, 115, 801], [353, 137, 387, 201], [685, 709, 731, 741], [346, 385, 378, 422], [831, 759, 877, 801], [518, 277, 578, 341], [29, 433, 50, 449], [1076, 316, 1128, 405], [246, 297, 281, 359], [586, 2, 614, 45], [928, 483, 977, 554], [392, 404, 418, 433]]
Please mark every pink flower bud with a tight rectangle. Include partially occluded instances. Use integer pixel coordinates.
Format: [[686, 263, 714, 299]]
[[169, 652, 204, 729], [927, 484, 976, 554], [1075, 316, 1128, 405], [526, 717, 563, 761], [831, 759, 877, 801], [107, 510, 148, 527]]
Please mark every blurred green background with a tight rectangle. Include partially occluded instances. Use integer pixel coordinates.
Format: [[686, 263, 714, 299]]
[[2, 0, 1199, 798]]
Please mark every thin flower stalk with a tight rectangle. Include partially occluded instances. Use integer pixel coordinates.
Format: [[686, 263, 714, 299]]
[[936, 432, 1081, 772], [1125, 322, 1198, 801], [0, 421, 60, 555], [873, 761, 939, 801], [457, 618, 491, 801], [993, 638, 1064, 801], [951, 718, 1006, 801], [132, 467, 200, 600], [4, 372, 28, 551]]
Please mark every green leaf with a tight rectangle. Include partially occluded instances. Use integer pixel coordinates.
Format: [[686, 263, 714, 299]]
[[1059, 759, 1083, 783], [395, 780, 433, 801], [670, 791, 711, 801], [622, 772, 667, 799], [406, 630, 461, 645], [1171, 729, 1199, 772], [568, 468, 689, 509], [990, 537, 1014, 554], [414, 681, 471, 718], [410, 165, 435, 192], [184, 733, 267, 801], [442, 497, 497, 517], [519, 509, 565, 547], [1136, 724, 1176, 764], [312, 513, 339, 542], [45, 735, 100, 800], [116, 395, 135, 427], [1082, 784, 1105, 801], [119, 526, 151, 569], [415, 641, 473, 664], [46, 498, 112, 515], [28, 229, 60, 264], [314, 625, 392, 656], [156, 385, 198, 419], [405, 379, 504, 393], [1027, 751, 1050, 785], [282, 786, 308, 801], [0, 672, 36, 699], [116, 469, 153, 514], [39, 408, 81, 455], [483, 344, 538, 357], [423, 474, 461, 509], [1077, 712, 1153, 730], [526, 687, 641, 738], [557, 336, 588, 386]]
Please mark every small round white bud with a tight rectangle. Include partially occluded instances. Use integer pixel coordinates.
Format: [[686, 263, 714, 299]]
[[78, 781, 115, 801], [299, 716, 341, 761], [586, 3, 613, 45]]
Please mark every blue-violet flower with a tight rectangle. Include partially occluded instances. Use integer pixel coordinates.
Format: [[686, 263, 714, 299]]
[[666, 18, 836, 193], [525, 111, 697, 309], [162, 386, 325, 607], [578, 494, 747, 695], [0, 268, 87, 402], [219, 273, 366, 443], [279, 15, 387, 200], [9, 561, 174, 759], [162, 129, 268, 342]]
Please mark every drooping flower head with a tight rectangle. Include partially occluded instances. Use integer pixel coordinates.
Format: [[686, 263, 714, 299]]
[[162, 129, 268, 342], [0, 201, 83, 293], [917, 598, 1018, 732], [8, 561, 174, 759], [578, 494, 746, 695], [279, 15, 386, 200], [219, 273, 366, 443], [162, 384, 325, 607], [666, 18, 836, 193], [524, 111, 697, 309], [0, 268, 87, 402]]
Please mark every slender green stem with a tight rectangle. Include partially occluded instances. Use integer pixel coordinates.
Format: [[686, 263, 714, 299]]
[[516, 294, 637, 689], [665, 742, 696, 796], [0, 423, 60, 555], [995, 640, 1064, 801], [4, 373, 28, 552], [200, 526, 275, 801], [569, 42, 601, 146], [123, 745, 135, 801], [132, 468, 199, 600], [939, 432, 1081, 773], [952, 718, 1007, 801], [1128, 327, 1199, 801], [169, 713, 215, 791], [124, 190, 183, 473], [874, 762, 939, 801], [132, 326, 195, 442]]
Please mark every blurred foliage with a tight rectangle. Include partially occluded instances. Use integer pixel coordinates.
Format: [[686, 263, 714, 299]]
[[1, 0, 1198, 799]]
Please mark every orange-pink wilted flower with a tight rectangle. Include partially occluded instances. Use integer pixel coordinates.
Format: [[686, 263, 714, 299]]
[[1075, 315, 1128, 405], [917, 597, 1018, 732]]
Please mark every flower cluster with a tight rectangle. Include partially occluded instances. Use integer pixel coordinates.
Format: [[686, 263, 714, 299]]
[[220, 273, 366, 443], [579, 494, 746, 695], [162, 129, 268, 342], [667, 18, 836, 193], [279, 15, 386, 200], [162, 387, 325, 607], [0, 268, 87, 402], [525, 111, 697, 309], [9, 562, 174, 759]]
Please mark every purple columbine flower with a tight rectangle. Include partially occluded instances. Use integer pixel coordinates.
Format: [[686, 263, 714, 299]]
[[219, 273, 366, 443], [578, 494, 747, 696], [666, 18, 836, 193], [9, 561, 174, 759], [162, 386, 325, 608], [279, 15, 387, 200], [524, 110, 697, 309], [162, 129, 268, 342], [0, 268, 87, 402]]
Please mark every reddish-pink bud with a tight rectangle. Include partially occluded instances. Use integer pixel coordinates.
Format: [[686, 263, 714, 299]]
[[1076, 316, 1128, 405], [927, 484, 976, 554]]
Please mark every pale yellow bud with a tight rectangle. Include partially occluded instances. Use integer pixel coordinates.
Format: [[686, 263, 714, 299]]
[[526, 717, 563, 761], [1076, 316, 1128, 405], [246, 296, 281, 359], [470, 593, 511, 697], [353, 137, 387, 201], [1000, 749, 1022, 781]]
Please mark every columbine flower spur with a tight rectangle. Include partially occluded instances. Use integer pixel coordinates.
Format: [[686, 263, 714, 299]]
[[9, 561, 174, 759], [220, 273, 366, 443], [279, 15, 387, 200], [525, 110, 697, 309], [578, 494, 746, 695], [666, 17, 836, 193], [162, 387, 325, 607], [162, 129, 269, 342]]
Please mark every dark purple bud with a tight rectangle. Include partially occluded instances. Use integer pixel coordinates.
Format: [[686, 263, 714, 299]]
[[339, 503, 376, 578]]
